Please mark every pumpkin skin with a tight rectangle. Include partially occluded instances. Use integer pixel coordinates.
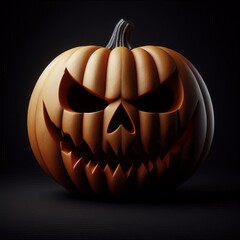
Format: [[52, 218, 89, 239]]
[[27, 19, 214, 196]]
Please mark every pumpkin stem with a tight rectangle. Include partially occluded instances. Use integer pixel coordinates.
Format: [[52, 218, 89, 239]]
[[106, 19, 134, 50]]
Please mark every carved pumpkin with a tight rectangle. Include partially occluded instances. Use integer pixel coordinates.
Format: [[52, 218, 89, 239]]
[[27, 19, 214, 197]]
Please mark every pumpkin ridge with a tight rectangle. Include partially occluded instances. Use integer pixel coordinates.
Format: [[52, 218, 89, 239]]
[[29, 54, 66, 177], [132, 47, 160, 96], [34, 49, 80, 189], [82, 47, 110, 96], [184, 59, 214, 174]]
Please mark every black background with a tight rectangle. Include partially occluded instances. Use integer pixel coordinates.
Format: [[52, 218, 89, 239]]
[[2, 1, 240, 240]]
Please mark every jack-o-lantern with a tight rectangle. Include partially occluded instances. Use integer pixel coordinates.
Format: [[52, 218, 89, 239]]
[[28, 19, 214, 197]]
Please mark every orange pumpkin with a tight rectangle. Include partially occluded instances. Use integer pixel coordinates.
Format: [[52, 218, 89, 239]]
[[27, 19, 214, 197]]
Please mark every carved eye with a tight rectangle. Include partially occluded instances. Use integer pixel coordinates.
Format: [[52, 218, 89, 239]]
[[67, 84, 109, 112], [134, 72, 182, 113], [59, 70, 109, 113]]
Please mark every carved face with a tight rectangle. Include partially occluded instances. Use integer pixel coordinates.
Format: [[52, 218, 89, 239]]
[[28, 20, 214, 197]]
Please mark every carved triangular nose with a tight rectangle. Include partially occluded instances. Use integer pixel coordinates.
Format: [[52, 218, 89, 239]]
[[107, 104, 134, 133]]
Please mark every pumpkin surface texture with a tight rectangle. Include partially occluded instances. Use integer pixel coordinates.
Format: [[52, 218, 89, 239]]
[[28, 19, 214, 197]]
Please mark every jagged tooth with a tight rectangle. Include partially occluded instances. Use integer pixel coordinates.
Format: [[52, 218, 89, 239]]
[[61, 150, 77, 168], [163, 152, 170, 168], [147, 160, 154, 173], [71, 151, 79, 167], [92, 163, 99, 174], [136, 163, 149, 188], [61, 151, 89, 193], [126, 165, 138, 183], [104, 164, 113, 177], [155, 157, 167, 177], [126, 165, 133, 178], [60, 141, 70, 153], [86, 160, 95, 172], [85, 161, 107, 194], [61, 150, 72, 168], [113, 164, 126, 178], [105, 164, 126, 196], [73, 157, 85, 170]]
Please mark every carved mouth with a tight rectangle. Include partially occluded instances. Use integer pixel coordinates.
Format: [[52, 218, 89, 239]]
[[43, 102, 198, 193], [59, 137, 176, 177]]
